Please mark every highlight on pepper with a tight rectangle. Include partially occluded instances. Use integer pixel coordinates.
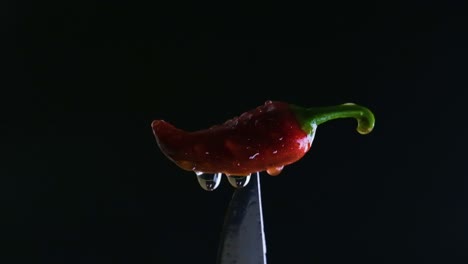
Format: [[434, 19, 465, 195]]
[[151, 100, 375, 191]]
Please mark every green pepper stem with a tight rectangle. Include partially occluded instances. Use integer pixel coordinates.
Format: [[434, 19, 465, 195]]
[[291, 103, 375, 135]]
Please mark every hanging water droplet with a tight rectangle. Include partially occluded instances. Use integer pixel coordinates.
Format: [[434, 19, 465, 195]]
[[266, 166, 284, 176], [227, 174, 251, 188], [194, 171, 204, 176], [196, 173, 222, 191]]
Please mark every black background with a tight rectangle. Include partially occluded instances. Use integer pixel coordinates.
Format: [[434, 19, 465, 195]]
[[3, 0, 468, 263]]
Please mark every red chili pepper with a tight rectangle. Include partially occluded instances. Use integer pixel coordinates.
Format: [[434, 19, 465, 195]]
[[151, 100, 375, 179]]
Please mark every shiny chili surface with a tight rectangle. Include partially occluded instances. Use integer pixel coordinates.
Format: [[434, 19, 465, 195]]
[[152, 101, 313, 176]]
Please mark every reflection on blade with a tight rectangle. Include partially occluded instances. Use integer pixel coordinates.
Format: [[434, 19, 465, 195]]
[[216, 172, 267, 264]]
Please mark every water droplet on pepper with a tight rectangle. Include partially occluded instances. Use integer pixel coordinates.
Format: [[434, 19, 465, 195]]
[[266, 166, 284, 176], [227, 174, 251, 188], [197, 172, 222, 191]]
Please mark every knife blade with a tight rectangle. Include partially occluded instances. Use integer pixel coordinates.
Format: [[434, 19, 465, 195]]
[[216, 172, 267, 264]]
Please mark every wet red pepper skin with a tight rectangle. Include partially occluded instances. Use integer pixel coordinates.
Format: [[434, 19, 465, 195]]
[[152, 101, 314, 176]]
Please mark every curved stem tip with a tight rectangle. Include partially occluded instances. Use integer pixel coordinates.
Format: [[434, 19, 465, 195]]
[[291, 103, 375, 135]]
